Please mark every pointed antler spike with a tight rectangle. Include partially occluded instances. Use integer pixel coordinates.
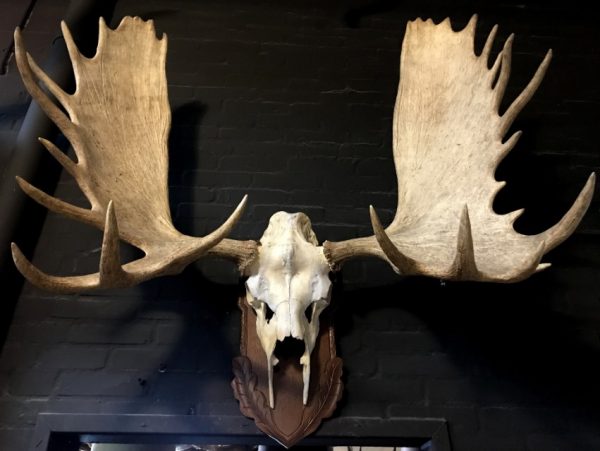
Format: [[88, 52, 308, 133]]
[[26, 53, 71, 108], [14, 27, 76, 141], [11, 242, 101, 293], [99, 201, 127, 285], [451, 205, 481, 280], [370, 205, 418, 275], [539, 172, 595, 251], [11, 242, 46, 289], [95, 16, 110, 54], [60, 21, 81, 69], [506, 208, 525, 225], [15, 176, 100, 227], [489, 52, 502, 80], [481, 24, 498, 62], [38, 138, 78, 177], [494, 34, 514, 110], [535, 263, 552, 273], [464, 14, 478, 36], [497, 130, 523, 163], [201, 195, 248, 250], [500, 49, 552, 136]]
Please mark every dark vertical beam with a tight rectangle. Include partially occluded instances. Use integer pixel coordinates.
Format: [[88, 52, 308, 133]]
[[0, 0, 37, 76]]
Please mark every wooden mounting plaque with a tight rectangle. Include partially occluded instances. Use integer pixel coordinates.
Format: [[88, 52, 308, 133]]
[[231, 297, 343, 448]]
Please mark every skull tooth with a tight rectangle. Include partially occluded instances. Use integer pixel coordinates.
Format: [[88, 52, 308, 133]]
[[301, 352, 311, 405], [267, 353, 276, 409]]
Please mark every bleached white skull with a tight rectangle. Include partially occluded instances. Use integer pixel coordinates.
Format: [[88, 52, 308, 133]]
[[244, 211, 332, 408]]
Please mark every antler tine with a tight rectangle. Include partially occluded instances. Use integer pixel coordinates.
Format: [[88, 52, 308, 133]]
[[497, 130, 523, 164], [15, 176, 101, 228], [188, 195, 249, 257], [13, 28, 78, 146], [60, 20, 83, 87], [537, 172, 596, 252], [450, 205, 481, 280], [11, 194, 250, 293], [463, 14, 478, 37], [369, 205, 418, 275], [12, 242, 103, 293], [26, 53, 71, 110], [499, 49, 552, 137], [38, 138, 78, 178], [481, 24, 498, 63], [99, 201, 129, 285], [489, 40, 504, 81], [12, 200, 129, 293], [505, 207, 525, 225], [493, 34, 514, 111]]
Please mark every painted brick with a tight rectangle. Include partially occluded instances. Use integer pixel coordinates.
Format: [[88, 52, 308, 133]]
[[107, 345, 207, 372], [450, 434, 526, 451], [68, 321, 153, 344], [14, 296, 142, 321], [0, 429, 32, 451], [5, 320, 71, 344], [0, 399, 45, 427], [343, 349, 378, 376], [362, 331, 443, 353], [0, 344, 44, 369], [151, 373, 233, 403], [345, 375, 424, 404], [7, 370, 58, 396], [380, 354, 462, 378], [56, 371, 150, 397], [36, 345, 108, 370], [526, 433, 600, 451], [479, 407, 569, 436], [155, 322, 184, 345], [388, 405, 479, 436]]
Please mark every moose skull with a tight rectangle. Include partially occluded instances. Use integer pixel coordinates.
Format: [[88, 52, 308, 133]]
[[244, 212, 332, 408]]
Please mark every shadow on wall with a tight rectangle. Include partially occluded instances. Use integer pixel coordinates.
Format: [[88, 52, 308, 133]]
[[335, 261, 600, 437], [168, 101, 206, 229]]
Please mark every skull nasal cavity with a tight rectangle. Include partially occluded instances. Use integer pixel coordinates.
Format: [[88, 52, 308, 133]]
[[265, 303, 274, 321], [304, 305, 312, 323], [275, 336, 306, 360]]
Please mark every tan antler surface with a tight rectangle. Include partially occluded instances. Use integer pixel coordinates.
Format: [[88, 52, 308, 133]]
[[325, 16, 595, 282], [12, 17, 255, 293]]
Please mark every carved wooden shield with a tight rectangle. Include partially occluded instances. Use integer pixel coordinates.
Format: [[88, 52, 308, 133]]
[[232, 296, 343, 447]]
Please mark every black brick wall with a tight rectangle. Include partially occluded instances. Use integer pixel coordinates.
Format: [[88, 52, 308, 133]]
[[1, 0, 599, 450]]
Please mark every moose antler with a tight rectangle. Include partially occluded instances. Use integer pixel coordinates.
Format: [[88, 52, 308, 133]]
[[11, 17, 257, 293], [324, 16, 595, 282]]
